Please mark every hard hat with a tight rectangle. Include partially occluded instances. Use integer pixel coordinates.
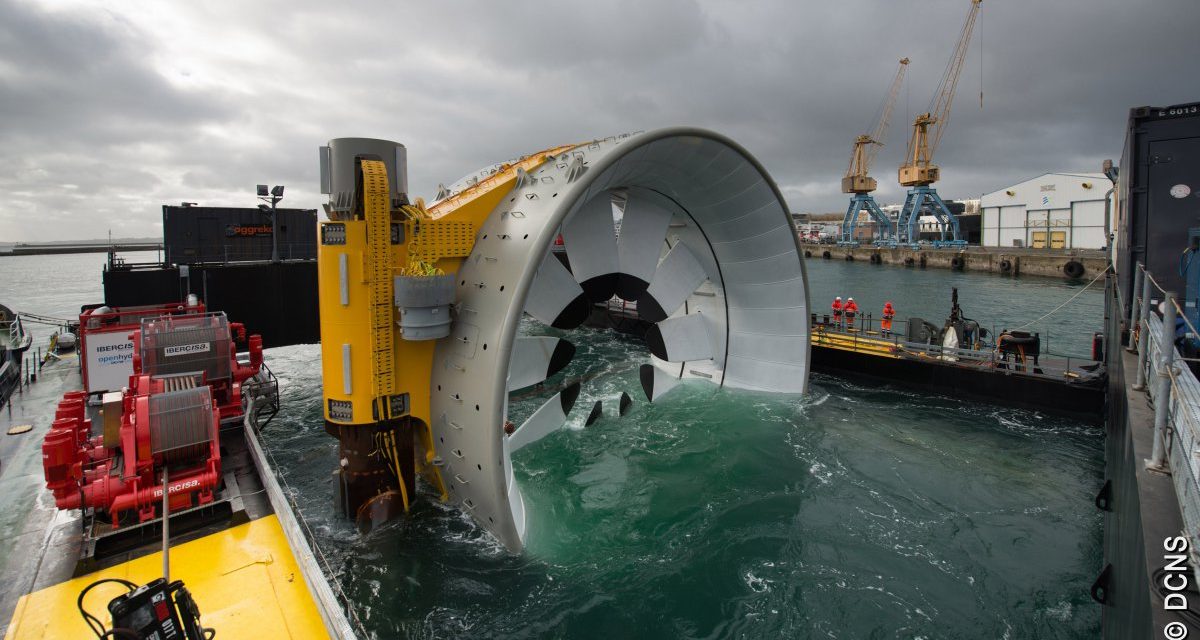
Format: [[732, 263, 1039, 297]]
[[848, 297, 854, 302], [835, 296, 841, 300]]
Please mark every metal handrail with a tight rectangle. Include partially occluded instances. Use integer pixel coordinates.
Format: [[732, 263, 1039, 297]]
[[1139, 291, 1200, 583], [812, 321, 1094, 381], [1129, 260, 1200, 583]]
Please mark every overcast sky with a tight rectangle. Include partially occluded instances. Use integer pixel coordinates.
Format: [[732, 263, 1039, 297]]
[[1, 0, 1197, 242]]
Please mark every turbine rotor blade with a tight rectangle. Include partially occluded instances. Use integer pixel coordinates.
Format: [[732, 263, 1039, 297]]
[[525, 253, 591, 329], [636, 243, 708, 323], [508, 382, 582, 453], [619, 392, 633, 416], [563, 194, 620, 303], [640, 364, 682, 403], [615, 191, 673, 300], [508, 337, 575, 391], [584, 400, 603, 427], [644, 313, 713, 362]]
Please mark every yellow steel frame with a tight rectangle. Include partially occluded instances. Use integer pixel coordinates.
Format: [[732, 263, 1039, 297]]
[[318, 142, 585, 507]]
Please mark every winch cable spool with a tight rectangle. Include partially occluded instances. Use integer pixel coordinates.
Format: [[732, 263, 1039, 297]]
[[149, 387, 215, 465]]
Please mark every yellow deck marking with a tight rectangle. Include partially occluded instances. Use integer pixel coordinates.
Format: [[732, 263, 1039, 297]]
[[5, 516, 328, 639], [811, 330, 902, 359]]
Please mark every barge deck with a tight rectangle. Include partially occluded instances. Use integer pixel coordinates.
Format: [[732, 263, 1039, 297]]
[[0, 350, 354, 638]]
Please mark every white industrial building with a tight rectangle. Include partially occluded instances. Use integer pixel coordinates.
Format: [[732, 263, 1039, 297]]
[[981, 173, 1111, 249]]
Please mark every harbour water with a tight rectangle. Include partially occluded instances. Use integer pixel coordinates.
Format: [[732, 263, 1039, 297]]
[[0, 252, 1104, 638]]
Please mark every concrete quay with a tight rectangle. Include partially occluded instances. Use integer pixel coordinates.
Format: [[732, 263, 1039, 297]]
[[800, 242, 1108, 280]]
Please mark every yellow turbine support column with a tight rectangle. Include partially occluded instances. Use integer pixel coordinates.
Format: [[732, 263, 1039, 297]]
[[317, 138, 571, 528], [318, 150, 419, 523]]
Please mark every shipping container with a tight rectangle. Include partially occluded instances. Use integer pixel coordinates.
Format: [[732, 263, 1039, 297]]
[[162, 206, 318, 265], [1116, 101, 1200, 308]]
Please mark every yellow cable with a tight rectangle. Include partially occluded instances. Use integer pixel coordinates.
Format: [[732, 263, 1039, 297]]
[[388, 430, 411, 512]]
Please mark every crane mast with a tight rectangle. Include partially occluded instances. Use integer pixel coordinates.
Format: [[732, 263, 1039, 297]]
[[838, 58, 909, 246], [843, 57, 909, 194], [896, 0, 982, 247]]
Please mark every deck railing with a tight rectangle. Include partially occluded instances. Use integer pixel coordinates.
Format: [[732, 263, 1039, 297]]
[[810, 318, 1096, 382], [1129, 261, 1200, 585]]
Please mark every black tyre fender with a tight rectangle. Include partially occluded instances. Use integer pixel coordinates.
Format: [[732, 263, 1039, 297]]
[[1063, 260, 1085, 279], [999, 259, 1012, 273], [950, 255, 965, 270], [1001, 333, 1038, 347]]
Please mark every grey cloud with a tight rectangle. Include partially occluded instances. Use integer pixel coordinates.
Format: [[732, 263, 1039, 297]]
[[1, 0, 1198, 242]]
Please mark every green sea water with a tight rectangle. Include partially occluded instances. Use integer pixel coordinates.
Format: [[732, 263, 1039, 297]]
[[0, 253, 1105, 638]]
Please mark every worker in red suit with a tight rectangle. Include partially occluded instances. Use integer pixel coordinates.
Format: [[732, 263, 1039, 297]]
[[844, 297, 859, 330], [881, 301, 895, 337], [831, 296, 843, 329]]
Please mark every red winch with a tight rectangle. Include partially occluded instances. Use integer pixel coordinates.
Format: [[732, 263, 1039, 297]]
[[41, 312, 265, 527], [131, 312, 264, 423]]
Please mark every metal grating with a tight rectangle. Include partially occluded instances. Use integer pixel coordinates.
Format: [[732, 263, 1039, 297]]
[[406, 219, 475, 263], [362, 159, 396, 398]]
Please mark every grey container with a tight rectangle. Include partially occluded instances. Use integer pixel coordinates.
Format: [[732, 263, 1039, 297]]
[[394, 274, 457, 340]]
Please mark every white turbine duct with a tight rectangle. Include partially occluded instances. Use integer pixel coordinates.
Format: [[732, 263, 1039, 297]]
[[429, 129, 810, 552]]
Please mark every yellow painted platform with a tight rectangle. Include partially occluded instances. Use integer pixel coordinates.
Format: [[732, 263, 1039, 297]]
[[5, 516, 328, 640], [811, 329, 901, 359]]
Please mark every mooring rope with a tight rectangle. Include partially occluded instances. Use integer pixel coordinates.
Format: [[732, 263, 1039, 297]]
[[1012, 265, 1110, 331]]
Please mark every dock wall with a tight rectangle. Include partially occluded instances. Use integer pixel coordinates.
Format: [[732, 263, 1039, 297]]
[[801, 243, 1108, 279]]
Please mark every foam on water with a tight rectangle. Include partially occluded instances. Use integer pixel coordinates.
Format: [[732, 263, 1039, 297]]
[[251, 325, 1101, 639]]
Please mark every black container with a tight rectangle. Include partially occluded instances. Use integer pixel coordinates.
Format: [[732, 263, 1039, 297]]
[[162, 206, 318, 265], [1116, 101, 1200, 308], [103, 262, 319, 349]]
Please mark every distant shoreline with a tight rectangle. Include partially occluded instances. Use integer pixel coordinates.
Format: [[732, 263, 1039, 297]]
[[0, 243, 162, 257]]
